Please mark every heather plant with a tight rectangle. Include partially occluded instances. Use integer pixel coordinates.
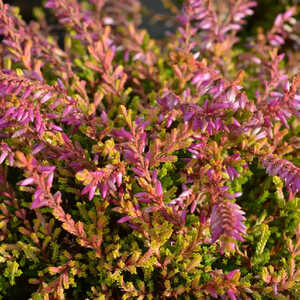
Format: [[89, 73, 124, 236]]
[[0, 0, 299, 299]]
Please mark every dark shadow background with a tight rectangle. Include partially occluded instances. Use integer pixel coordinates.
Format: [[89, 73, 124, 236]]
[[6, 0, 174, 38], [5, 0, 300, 39]]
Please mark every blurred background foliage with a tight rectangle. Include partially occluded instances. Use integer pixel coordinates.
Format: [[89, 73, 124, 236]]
[[6, 0, 300, 39]]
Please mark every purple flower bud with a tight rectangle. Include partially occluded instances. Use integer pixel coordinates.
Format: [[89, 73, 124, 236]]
[[262, 155, 300, 193], [31, 189, 45, 209], [4, 106, 15, 118], [226, 269, 240, 280], [199, 20, 211, 29], [101, 183, 108, 198], [33, 90, 43, 100], [89, 185, 96, 201], [47, 172, 54, 188], [2, 40, 16, 48], [81, 184, 91, 195], [62, 106, 73, 117], [123, 149, 136, 162], [0, 151, 8, 164], [138, 197, 151, 203], [18, 177, 35, 186], [226, 166, 239, 181], [152, 169, 158, 182], [14, 83, 24, 96], [117, 215, 131, 223], [12, 128, 26, 138], [54, 191, 62, 204], [155, 180, 163, 197], [227, 289, 237, 300], [45, 1, 56, 8], [229, 24, 241, 31], [186, 112, 196, 124], [50, 98, 61, 109], [50, 124, 63, 132], [135, 192, 148, 198], [4, 84, 14, 95], [210, 201, 246, 243], [108, 179, 116, 191], [40, 92, 52, 104]]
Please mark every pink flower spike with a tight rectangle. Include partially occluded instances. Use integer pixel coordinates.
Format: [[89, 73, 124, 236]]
[[152, 169, 158, 182], [132, 167, 144, 176], [124, 50, 130, 62], [101, 111, 108, 124], [38, 166, 56, 173], [181, 210, 187, 223], [210, 201, 246, 244], [137, 198, 151, 203], [21, 86, 33, 100], [57, 79, 65, 91], [200, 211, 206, 224], [54, 191, 62, 204], [40, 92, 52, 104], [31, 198, 47, 209], [190, 200, 197, 213], [283, 7, 295, 19], [12, 128, 26, 138], [113, 128, 132, 139], [8, 153, 14, 166]]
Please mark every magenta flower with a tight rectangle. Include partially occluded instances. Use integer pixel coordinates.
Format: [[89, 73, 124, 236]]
[[117, 216, 131, 223]]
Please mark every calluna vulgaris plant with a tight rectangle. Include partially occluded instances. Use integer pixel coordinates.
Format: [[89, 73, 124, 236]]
[[0, 0, 299, 299]]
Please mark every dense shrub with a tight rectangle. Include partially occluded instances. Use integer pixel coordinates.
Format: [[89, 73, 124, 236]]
[[0, 0, 299, 299]]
